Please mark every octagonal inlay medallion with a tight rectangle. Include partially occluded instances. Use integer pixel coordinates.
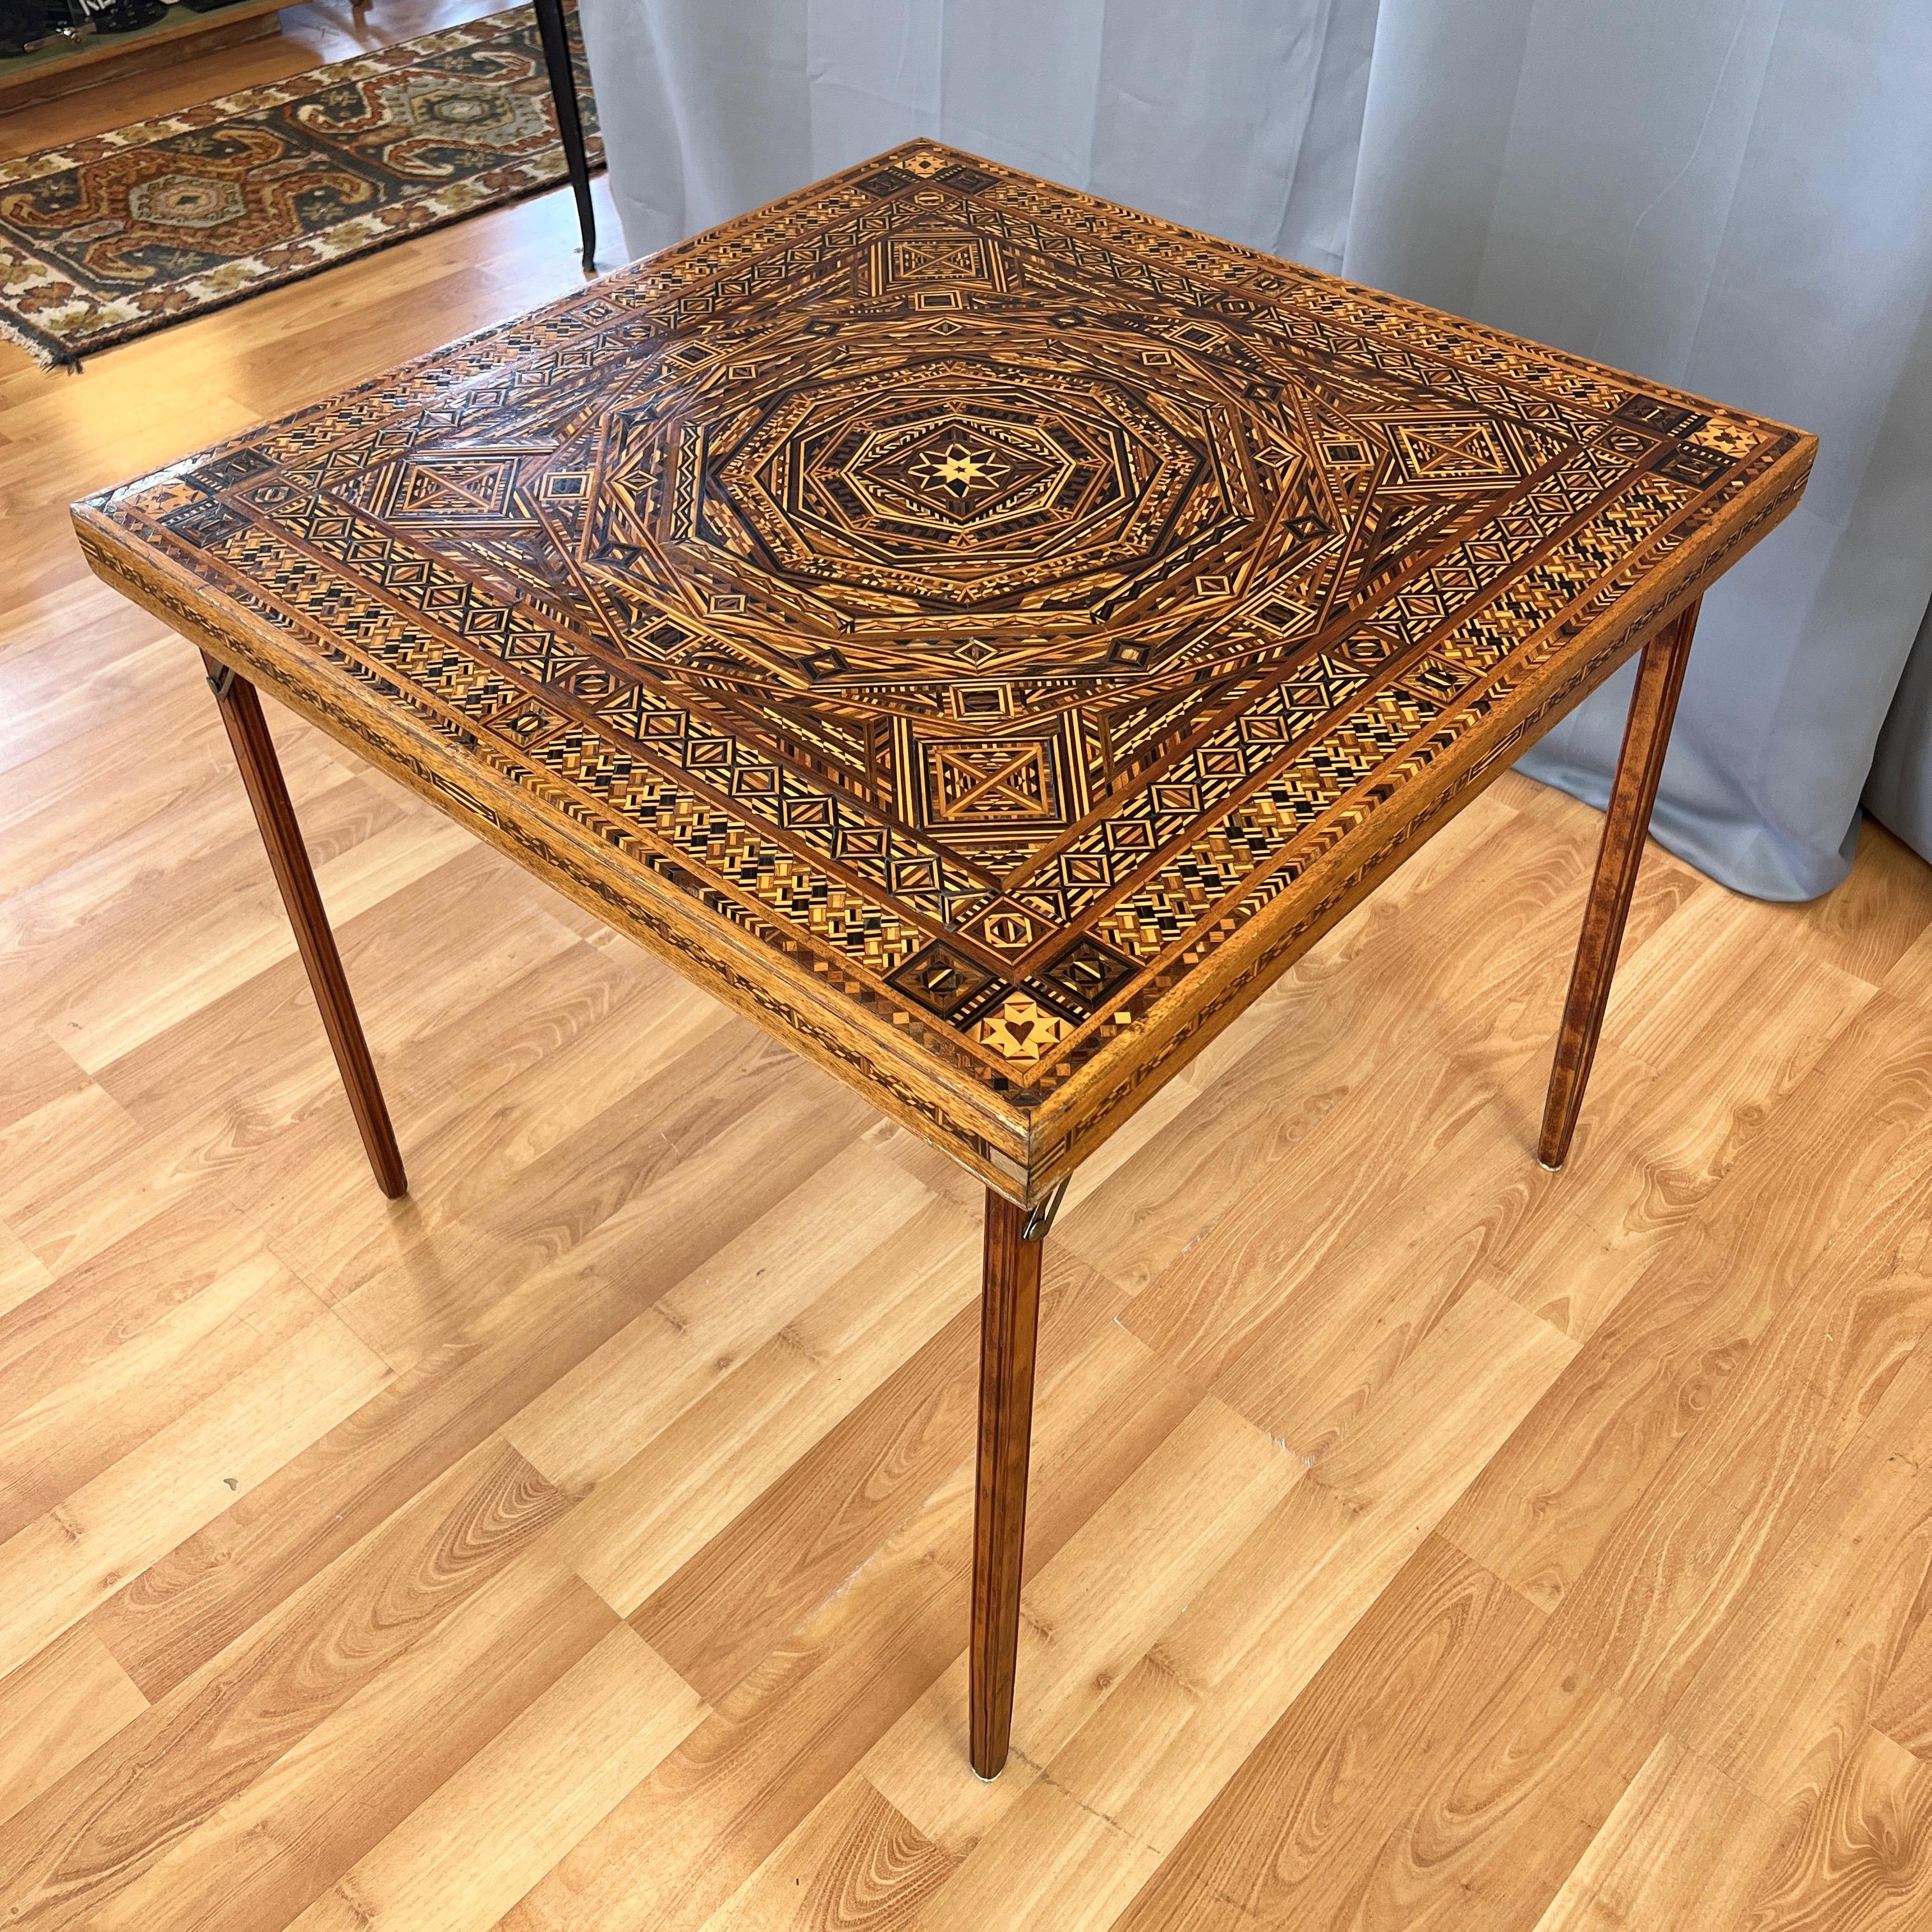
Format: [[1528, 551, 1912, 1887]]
[[710, 355, 1209, 610], [270, 193, 1579, 885]]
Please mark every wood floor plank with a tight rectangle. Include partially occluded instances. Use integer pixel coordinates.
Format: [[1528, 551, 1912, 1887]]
[[1138, 1535, 1682, 1929], [694, 1773, 960, 1932], [1483, 885, 1875, 1340], [1444, 992, 1932, 1623], [985, 1281, 1577, 1876], [1673, 1100, 1932, 1543], [1666, 1341, 1932, 1806], [1527, 1735, 1779, 1932], [564, 1229, 1128, 1623], [1111, 1537, 1544, 1932], [0, 1244, 319, 1542], [859, 1319, 1203, 1851], [0, 1189, 271, 1424], [547, 1194, 980, 1618], [496, 1480, 978, 1932], [283, 1627, 703, 1932], [0, 1018, 89, 1140], [279, 944, 702, 1338], [1319, 1632, 1652, 1931], [1874, 1625, 1932, 1765], [84, 1232, 640, 1698], [942, 1393, 1296, 1793], [81, 1020, 873, 1703], [60, 789, 473, 1075], [454, 1033, 875, 1276], [631, 1213, 1107, 1699], [90, 843, 586, 1145], [1501, 1064, 1932, 1805], [496, 1264, 1205, 1932], [1791, 818, 1932, 986], [1109, 791, 1686, 1397], [916, 1779, 1167, 1932], [0, 1080, 154, 1273], [0, 1220, 50, 1324], [0, 617, 183, 779], [0, 650, 259, 900], [0, 1622, 148, 1831], [1882, 912, 1932, 1013], [0, 1438, 573, 1931], [6, 680, 360, 919], [85, 1554, 620, 1932], [1049, 787, 1526, 1298], [0, 1301, 388, 1682], [1200, 1098, 1529, 1464], [249, 1016, 863, 1321], [1732, 1726, 1932, 1932], [503, 1144, 936, 1492]]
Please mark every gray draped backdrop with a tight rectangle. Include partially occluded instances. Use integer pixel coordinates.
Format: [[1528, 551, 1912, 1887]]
[[578, 0, 1932, 901]]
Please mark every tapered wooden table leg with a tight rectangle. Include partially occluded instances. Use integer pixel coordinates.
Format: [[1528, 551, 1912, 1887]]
[[201, 652, 408, 1199], [970, 1186, 1048, 1779], [1538, 598, 1700, 1170]]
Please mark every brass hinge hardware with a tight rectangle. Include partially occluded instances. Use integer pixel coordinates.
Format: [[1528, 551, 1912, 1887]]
[[1021, 1176, 1070, 1243]]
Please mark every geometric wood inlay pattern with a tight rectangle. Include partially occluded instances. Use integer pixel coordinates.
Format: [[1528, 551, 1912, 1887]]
[[73, 142, 1813, 1202]]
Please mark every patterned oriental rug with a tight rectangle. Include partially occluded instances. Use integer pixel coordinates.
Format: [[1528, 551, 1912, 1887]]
[[0, 5, 600, 368]]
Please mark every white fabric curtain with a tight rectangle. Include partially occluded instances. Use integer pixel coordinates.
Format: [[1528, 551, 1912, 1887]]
[[579, 0, 1381, 273], [578, 0, 1932, 900]]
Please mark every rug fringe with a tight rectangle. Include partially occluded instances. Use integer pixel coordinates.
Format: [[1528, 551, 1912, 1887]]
[[0, 309, 73, 370]]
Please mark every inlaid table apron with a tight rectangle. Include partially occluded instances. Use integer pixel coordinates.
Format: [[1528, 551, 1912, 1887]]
[[74, 142, 1813, 1781]]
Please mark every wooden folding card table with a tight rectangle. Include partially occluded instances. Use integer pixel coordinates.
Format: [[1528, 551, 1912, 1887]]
[[73, 143, 1813, 1780]]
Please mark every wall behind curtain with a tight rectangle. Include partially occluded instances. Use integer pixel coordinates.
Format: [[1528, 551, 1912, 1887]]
[[579, 0, 1932, 901]]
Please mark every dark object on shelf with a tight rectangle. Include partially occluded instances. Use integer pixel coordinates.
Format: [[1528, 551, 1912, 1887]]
[[532, 0, 597, 276], [0, 0, 79, 57], [82, 0, 167, 31], [180, 0, 256, 11]]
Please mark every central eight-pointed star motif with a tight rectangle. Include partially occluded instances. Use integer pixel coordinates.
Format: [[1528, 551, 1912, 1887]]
[[910, 440, 1003, 498], [838, 413, 1064, 537]]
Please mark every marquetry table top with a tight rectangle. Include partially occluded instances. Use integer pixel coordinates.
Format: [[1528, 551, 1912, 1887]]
[[74, 142, 1813, 1204]]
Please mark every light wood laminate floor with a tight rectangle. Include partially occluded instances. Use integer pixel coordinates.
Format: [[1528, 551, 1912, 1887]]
[[5, 13, 1932, 1927]]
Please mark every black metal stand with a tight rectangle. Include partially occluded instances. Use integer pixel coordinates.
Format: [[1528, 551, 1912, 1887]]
[[532, 0, 598, 275]]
